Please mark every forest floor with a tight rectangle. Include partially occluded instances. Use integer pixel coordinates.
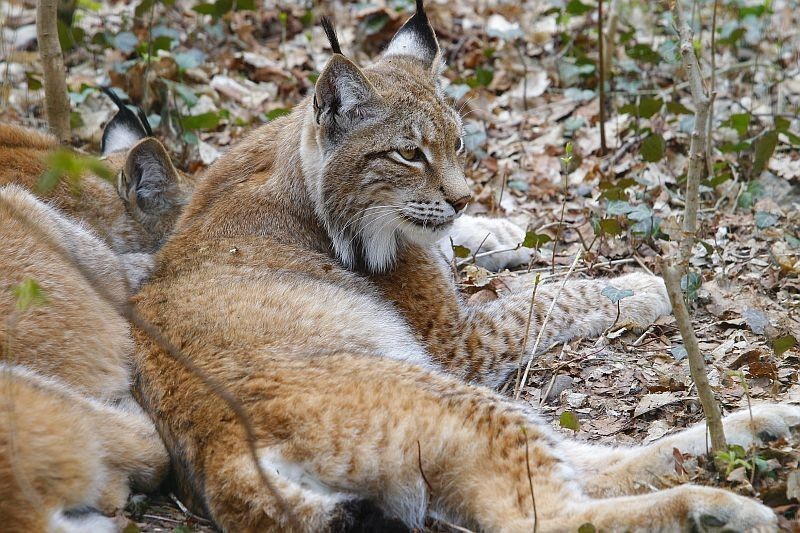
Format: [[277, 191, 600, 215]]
[[2, 0, 800, 531]]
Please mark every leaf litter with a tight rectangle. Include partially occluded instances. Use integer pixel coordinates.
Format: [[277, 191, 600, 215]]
[[2, 0, 800, 530]]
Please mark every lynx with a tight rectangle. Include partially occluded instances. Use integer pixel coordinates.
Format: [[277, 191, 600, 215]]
[[0, 89, 192, 286], [0, 98, 186, 531], [133, 4, 797, 531]]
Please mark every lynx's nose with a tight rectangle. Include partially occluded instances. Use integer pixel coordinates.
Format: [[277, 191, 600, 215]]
[[448, 195, 470, 213]]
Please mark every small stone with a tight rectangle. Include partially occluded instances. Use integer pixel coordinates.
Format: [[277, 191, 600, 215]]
[[545, 374, 573, 403], [563, 391, 588, 409]]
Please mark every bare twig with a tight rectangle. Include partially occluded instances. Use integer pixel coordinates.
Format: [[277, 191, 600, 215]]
[[36, 0, 71, 141], [602, 0, 620, 76], [416, 440, 433, 494], [672, 0, 712, 266], [521, 427, 539, 533], [662, 265, 726, 465], [597, 0, 608, 155], [706, 0, 720, 181], [515, 249, 583, 400], [513, 274, 541, 397]]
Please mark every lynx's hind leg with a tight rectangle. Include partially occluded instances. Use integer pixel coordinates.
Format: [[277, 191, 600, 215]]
[[0, 365, 169, 528], [202, 450, 408, 532]]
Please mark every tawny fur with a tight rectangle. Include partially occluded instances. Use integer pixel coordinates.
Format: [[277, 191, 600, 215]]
[[129, 7, 797, 533], [0, 365, 167, 533], [0, 122, 193, 255], [0, 122, 184, 530]]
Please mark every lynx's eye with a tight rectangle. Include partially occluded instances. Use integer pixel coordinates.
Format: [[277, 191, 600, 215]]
[[456, 137, 464, 154], [395, 146, 423, 162]]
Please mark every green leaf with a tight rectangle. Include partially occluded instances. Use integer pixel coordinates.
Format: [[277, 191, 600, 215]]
[[775, 116, 791, 132], [362, 12, 389, 35], [474, 67, 494, 87], [773, 335, 797, 357], [521, 231, 552, 249], [639, 97, 663, 119], [36, 148, 113, 194], [565, 0, 592, 15], [640, 134, 665, 162], [578, 524, 597, 533], [559, 411, 580, 431], [724, 113, 751, 137], [598, 217, 623, 235], [719, 141, 750, 153], [626, 43, 661, 65], [192, 2, 219, 16], [666, 101, 692, 115], [181, 111, 221, 131], [452, 245, 471, 259], [12, 279, 48, 311], [601, 286, 634, 304], [265, 108, 291, 121], [26, 72, 43, 91], [606, 200, 634, 216], [154, 35, 175, 52], [681, 271, 702, 302], [754, 211, 779, 229], [135, 0, 155, 17], [752, 131, 778, 177]]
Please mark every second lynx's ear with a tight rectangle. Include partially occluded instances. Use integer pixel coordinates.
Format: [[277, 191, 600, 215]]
[[121, 138, 182, 215], [383, 0, 440, 71]]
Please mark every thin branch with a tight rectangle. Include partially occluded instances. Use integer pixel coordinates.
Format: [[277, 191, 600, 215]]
[[513, 274, 541, 397], [705, 0, 719, 181], [597, 0, 608, 155], [515, 249, 583, 400], [672, 0, 711, 267], [521, 427, 539, 533], [662, 265, 726, 464]]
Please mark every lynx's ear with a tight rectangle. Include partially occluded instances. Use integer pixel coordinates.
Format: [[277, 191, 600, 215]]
[[383, 0, 441, 72], [314, 54, 381, 133], [101, 87, 152, 156], [121, 138, 182, 215]]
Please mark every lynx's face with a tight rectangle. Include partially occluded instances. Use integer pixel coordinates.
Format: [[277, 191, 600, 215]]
[[302, 9, 471, 272]]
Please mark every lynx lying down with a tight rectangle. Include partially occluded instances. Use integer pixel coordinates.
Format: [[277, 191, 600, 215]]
[[0, 97, 191, 531], [131, 2, 797, 532]]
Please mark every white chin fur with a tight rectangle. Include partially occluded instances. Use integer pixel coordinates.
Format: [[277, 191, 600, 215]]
[[399, 219, 452, 244], [330, 212, 452, 273]]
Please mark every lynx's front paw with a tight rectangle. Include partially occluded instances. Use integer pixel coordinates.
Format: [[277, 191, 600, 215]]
[[608, 272, 672, 330], [720, 404, 800, 446], [680, 486, 777, 533], [659, 404, 799, 461], [440, 215, 533, 271]]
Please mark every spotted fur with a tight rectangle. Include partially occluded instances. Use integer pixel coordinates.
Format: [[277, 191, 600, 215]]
[[0, 115, 188, 530], [132, 4, 792, 532]]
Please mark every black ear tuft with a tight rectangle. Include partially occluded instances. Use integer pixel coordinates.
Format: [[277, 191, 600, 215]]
[[320, 17, 343, 55], [100, 87, 152, 155], [383, 0, 440, 69]]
